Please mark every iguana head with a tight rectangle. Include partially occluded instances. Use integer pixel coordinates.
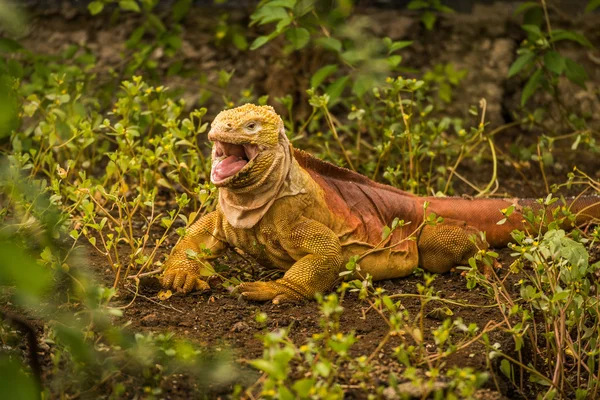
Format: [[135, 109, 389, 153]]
[[208, 104, 284, 188]]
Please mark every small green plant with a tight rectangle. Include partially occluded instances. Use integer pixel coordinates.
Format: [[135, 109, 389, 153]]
[[248, 294, 351, 399], [12, 72, 216, 288], [249, 0, 412, 99], [304, 76, 494, 197], [407, 0, 455, 31], [509, 2, 593, 107], [585, 0, 600, 12], [0, 161, 235, 398], [88, 0, 193, 81], [423, 63, 468, 104], [462, 193, 600, 399]]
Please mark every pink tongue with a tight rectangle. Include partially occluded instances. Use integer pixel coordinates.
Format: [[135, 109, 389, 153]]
[[212, 155, 247, 182]]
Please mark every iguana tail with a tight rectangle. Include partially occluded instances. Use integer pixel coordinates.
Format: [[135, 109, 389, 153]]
[[415, 195, 600, 273], [422, 195, 600, 247]]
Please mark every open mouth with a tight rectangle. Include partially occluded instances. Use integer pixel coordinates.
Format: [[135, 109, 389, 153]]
[[211, 141, 260, 184]]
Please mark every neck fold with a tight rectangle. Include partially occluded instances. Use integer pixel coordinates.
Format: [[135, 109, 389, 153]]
[[218, 132, 305, 229]]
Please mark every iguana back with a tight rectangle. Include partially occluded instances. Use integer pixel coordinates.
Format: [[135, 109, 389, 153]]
[[294, 148, 600, 248], [294, 148, 422, 249]]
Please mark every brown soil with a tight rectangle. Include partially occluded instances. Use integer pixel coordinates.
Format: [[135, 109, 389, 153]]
[[5, 1, 600, 399]]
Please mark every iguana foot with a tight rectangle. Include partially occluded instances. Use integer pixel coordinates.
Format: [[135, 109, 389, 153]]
[[160, 269, 210, 294], [235, 280, 305, 304]]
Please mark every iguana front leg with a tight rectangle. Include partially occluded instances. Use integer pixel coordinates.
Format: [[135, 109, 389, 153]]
[[237, 217, 343, 303], [161, 211, 227, 293]]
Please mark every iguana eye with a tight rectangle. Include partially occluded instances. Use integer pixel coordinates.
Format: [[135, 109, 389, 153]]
[[244, 121, 259, 133]]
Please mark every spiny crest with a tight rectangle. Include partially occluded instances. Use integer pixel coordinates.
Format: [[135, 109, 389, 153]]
[[213, 104, 282, 131]]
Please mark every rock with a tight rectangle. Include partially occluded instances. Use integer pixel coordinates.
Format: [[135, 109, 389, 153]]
[[230, 321, 250, 332], [141, 313, 159, 327], [181, 39, 200, 60], [383, 381, 447, 399], [387, 16, 416, 40], [70, 30, 88, 46], [489, 39, 515, 76]]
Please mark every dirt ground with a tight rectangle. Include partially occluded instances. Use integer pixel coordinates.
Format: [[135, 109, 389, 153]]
[[9, 1, 600, 399]]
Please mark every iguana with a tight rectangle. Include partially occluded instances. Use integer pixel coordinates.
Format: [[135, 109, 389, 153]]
[[160, 104, 600, 303]]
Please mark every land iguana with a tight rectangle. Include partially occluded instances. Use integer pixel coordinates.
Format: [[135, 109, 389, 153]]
[[160, 104, 600, 303]]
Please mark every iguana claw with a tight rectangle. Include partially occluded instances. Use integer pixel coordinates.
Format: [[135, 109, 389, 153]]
[[235, 280, 304, 304], [161, 269, 210, 294]]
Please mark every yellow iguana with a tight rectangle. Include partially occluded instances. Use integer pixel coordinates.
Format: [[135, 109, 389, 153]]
[[160, 104, 600, 303]]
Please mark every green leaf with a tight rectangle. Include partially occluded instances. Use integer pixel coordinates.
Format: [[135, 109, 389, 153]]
[[407, 0, 429, 10], [438, 5, 455, 13], [514, 1, 541, 15], [543, 51, 565, 75], [508, 52, 535, 77], [438, 82, 452, 103], [250, 35, 271, 50], [551, 29, 593, 48], [314, 361, 331, 377], [564, 58, 588, 88], [87, 1, 104, 15], [311, 64, 338, 88], [54, 325, 93, 364], [278, 386, 295, 400], [382, 226, 391, 240], [285, 27, 310, 50], [0, 357, 39, 400], [421, 11, 436, 30], [0, 242, 53, 302], [0, 38, 22, 53], [275, 16, 292, 33], [232, 32, 248, 50], [388, 39, 413, 53], [521, 24, 542, 38], [172, 0, 192, 22], [315, 36, 342, 53], [147, 13, 166, 32], [293, 378, 315, 397], [250, 6, 289, 26], [552, 289, 571, 302], [382, 296, 396, 311], [352, 74, 377, 98], [387, 55, 402, 68], [500, 359, 513, 379], [7, 59, 22, 78], [249, 359, 285, 380], [166, 34, 182, 50], [126, 26, 146, 48], [326, 76, 349, 105], [585, 0, 600, 12], [521, 68, 543, 106], [119, 0, 141, 12], [268, 0, 296, 8]]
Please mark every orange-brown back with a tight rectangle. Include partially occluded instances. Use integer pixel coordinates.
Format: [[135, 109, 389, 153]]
[[294, 149, 423, 248]]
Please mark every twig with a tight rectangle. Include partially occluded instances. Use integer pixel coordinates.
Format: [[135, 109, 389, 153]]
[[123, 288, 184, 314], [322, 107, 355, 171], [127, 268, 162, 280], [387, 293, 500, 309], [475, 138, 499, 197]]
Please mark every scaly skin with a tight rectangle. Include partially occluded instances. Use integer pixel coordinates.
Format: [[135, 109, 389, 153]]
[[160, 104, 600, 303]]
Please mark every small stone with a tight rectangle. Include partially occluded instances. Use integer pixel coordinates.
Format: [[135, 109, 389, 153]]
[[230, 321, 250, 332], [141, 313, 159, 327]]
